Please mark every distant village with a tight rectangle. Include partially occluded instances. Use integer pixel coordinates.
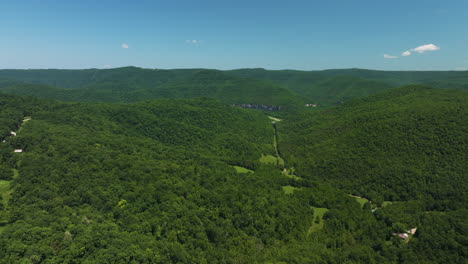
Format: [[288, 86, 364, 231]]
[[232, 103, 318, 111], [233, 104, 282, 111]]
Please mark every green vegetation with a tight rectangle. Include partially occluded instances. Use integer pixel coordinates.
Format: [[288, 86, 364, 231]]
[[282, 185, 298, 194], [0, 180, 11, 206], [0, 94, 317, 262], [0, 69, 304, 107], [1, 67, 467, 109], [232, 165, 254, 174], [228, 68, 468, 105], [381, 201, 393, 207], [260, 154, 284, 167], [277, 85, 467, 263], [0, 68, 466, 263], [280, 85, 468, 205], [308, 207, 329, 234], [282, 168, 302, 181], [268, 116, 282, 123], [350, 195, 369, 208]]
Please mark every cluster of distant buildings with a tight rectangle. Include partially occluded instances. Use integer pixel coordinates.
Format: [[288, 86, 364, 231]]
[[232, 103, 319, 110], [7, 131, 23, 152], [233, 104, 282, 111], [2, 117, 32, 153]]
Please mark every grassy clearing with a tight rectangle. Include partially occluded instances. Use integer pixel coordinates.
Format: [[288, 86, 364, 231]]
[[282, 168, 302, 180], [232, 166, 254, 174], [381, 201, 393, 207], [308, 207, 329, 234], [282, 185, 298, 194], [0, 180, 12, 232], [18, 117, 31, 133], [260, 154, 284, 167], [349, 195, 369, 208], [0, 180, 12, 206], [267, 116, 282, 123], [0, 169, 20, 204], [0, 169, 17, 233]]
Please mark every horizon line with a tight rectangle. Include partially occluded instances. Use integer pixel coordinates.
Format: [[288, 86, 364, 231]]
[[0, 66, 466, 72]]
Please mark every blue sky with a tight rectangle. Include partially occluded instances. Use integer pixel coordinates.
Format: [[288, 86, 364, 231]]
[[1, 0, 467, 70]]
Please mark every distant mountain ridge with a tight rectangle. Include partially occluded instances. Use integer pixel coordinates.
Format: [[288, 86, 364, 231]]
[[0, 68, 303, 106], [0, 67, 467, 106]]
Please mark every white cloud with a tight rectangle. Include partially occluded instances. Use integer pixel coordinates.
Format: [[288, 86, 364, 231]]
[[412, 44, 440, 53], [454, 67, 467, 71], [103, 64, 112, 69], [389, 44, 439, 59], [186, 39, 202, 44], [121, 43, 129, 49], [384, 54, 398, 59], [402, 50, 411, 56]]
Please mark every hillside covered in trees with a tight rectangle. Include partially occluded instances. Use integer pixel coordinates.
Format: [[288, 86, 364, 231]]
[[279, 85, 467, 204], [0, 68, 303, 107], [0, 69, 466, 263], [0, 67, 467, 107], [228, 68, 468, 102]]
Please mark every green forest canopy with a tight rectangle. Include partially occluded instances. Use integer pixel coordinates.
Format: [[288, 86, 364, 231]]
[[0, 67, 467, 106], [0, 69, 466, 263]]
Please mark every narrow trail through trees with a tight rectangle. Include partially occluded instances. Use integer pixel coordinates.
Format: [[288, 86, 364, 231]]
[[268, 116, 284, 168]]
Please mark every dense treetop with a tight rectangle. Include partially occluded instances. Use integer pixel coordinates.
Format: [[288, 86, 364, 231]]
[[0, 69, 466, 263]]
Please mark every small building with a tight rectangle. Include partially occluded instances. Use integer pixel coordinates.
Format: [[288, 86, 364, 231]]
[[393, 232, 409, 240], [14, 149, 23, 153], [408, 228, 417, 235], [398, 233, 408, 239], [10, 131, 17, 136]]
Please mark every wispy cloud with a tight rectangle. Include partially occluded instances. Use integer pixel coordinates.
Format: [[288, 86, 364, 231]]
[[454, 67, 467, 71], [186, 39, 202, 44], [413, 44, 440, 53], [384, 54, 398, 59], [385, 44, 440, 59], [402, 50, 411, 56], [121, 43, 129, 49], [103, 64, 112, 69]]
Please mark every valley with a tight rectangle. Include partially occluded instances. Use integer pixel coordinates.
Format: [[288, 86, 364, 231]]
[[0, 68, 465, 263], [2, 1, 467, 262]]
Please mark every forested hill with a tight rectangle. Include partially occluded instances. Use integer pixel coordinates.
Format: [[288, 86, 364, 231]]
[[0, 94, 310, 262], [0, 67, 197, 89], [278, 85, 468, 205], [0, 87, 466, 262], [1, 67, 467, 107], [0, 68, 303, 107], [228, 68, 468, 90], [276, 85, 468, 263], [0, 94, 392, 262]]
